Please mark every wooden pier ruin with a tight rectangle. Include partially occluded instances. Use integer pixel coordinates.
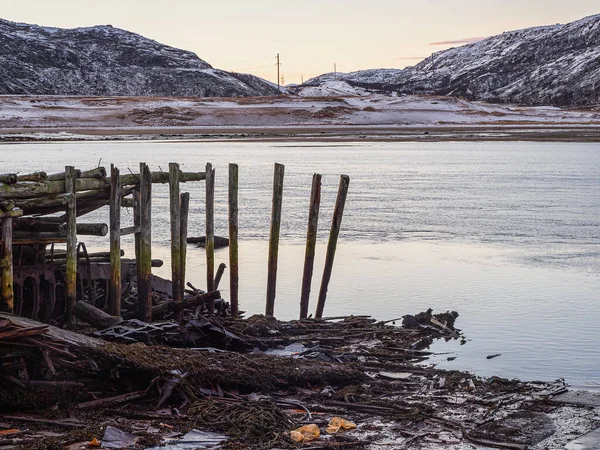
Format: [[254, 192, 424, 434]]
[[0, 163, 350, 326]]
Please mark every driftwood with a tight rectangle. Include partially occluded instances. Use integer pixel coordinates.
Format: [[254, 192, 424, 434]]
[[72, 301, 124, 328], [187, 235, 230, 248], [121, 290, 221, 320]]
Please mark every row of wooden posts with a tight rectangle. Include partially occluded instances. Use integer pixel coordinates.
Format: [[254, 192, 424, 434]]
[[109, 161, 349, 322], [0, 162, 349, 322]]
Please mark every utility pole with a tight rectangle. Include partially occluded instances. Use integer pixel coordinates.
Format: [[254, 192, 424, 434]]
[[301, 75, 304, 84], [334, 63, 337, 80], [276, 53, 281, 95]]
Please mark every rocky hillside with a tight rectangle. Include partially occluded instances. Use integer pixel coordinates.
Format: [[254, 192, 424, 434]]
[[0, 19, 278, 97], [305, 14, 600, 106]]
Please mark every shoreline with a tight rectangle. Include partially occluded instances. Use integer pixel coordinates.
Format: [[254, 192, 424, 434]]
[[2, 124, 600, 143]]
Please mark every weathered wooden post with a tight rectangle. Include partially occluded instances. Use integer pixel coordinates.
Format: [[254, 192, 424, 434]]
[[1, 208, 22, 313], [228, 163, 239, 319], [133, 189, 141, 284], [205, 163, 215, 312], [169, 163, 182, 321], [138, 163, 153, 322], [180, 192, 190, 301], [265, 163, 285, 317], [65, 166, 77, 328], [300, 173, 322, 319], [109, 165, 122, 316], [315, 175, 350, 319]]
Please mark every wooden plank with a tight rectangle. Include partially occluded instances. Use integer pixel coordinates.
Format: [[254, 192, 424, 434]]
[[109, 165, 122, 317], [120, 226, 140, 236], [266, 163, 285, 317], [228, 163, 239, 318], [315, 175, 350, 319], [169, 163, 182, 321], [300, 173, 321, 319], [64, 167, 77, 328]]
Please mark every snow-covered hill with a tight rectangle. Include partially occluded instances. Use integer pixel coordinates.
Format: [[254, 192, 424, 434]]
[[0, 19, 278, 97], [305, 14, 600, 106]]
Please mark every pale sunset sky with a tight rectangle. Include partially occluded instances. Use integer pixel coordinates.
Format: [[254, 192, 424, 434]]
[[2, 0, 599, 84]]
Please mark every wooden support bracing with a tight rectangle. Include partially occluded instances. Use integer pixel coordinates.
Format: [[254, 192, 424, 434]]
[[266, 163, 285, 317], [109, 165, 122, 317]]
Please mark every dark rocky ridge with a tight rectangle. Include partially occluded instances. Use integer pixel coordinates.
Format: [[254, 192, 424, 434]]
[[0, 19, 278, 97], [306, 14, 600, 106]]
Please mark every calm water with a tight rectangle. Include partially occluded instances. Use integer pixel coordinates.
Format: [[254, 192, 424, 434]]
[[1, 140, 599, 386]]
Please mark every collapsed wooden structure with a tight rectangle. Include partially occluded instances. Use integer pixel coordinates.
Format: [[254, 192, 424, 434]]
[[0, 164, 210, 326], [0, 162, 349, 326]]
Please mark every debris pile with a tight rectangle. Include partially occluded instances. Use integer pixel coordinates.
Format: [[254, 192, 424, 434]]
[[0, 307, 588, 450]]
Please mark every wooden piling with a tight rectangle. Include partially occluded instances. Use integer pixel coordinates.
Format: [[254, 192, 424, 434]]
[[300, 173, 322, 319], [133, 189, 141, 286], [1, 217, 15, 313], [205, 163, 215, 314], [180, 192, 190, 301], [169, 163, 182, 321], [65, 166, 77, 328], [228, 163, 239, 319], [109, 165, 122, 317], [138, 163, 153, 322], [315, 175, 350, 319], [265, 163, 285, 317]]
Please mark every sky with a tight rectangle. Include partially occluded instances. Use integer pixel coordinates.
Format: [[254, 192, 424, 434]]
[[2, 0, 599, 84]]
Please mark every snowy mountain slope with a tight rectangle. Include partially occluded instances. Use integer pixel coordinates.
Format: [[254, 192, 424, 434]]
[[305, 14, 600, 106], [0, 19, 278, 97]]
